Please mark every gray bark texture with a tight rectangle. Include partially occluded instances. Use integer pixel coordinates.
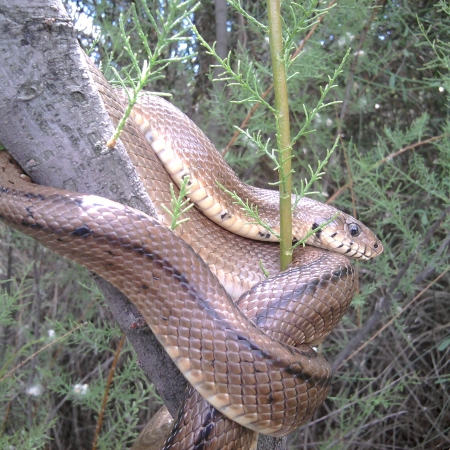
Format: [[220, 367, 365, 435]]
[[213, 0, 228, 93], [0, 1, 286, 448]]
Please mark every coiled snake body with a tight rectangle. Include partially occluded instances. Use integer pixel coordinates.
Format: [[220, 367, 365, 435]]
[[0, 57, 383, 449]]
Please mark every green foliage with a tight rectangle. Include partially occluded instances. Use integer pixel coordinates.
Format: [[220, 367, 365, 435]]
[[0, 232, 158, 449], [161, 176, 195, 229], [106, 0, 199, 145]]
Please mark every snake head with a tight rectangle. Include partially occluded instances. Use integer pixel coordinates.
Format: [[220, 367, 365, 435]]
[[293, 199, 383, 260]]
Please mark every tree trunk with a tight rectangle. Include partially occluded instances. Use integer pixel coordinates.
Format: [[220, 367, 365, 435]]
[[213, 0, 228, 93]]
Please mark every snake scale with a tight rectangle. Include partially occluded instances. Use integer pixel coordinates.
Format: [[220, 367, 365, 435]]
[[0, 55, 383, 449]]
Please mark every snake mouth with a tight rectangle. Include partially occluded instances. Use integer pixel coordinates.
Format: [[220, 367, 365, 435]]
[[323, 233, 384, 260], [347, 243, 383, 260]]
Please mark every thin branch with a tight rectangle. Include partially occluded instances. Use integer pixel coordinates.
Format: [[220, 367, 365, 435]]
[[221, 0, 337, 157], [92, 334, 126, 450], [266, 0, 292, 270]]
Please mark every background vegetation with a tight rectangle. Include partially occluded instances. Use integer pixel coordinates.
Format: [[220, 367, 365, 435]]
[[1, 0, 449, 449]]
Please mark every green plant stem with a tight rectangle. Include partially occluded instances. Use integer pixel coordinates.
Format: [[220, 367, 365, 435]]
[[267, 0, 293, 271]]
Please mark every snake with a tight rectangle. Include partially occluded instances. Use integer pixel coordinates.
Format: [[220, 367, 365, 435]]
[[0, 55, 383, 449]]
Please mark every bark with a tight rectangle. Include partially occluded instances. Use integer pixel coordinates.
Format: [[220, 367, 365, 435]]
[[204, 0, 228, 147], [213, 0, 228, 93], [0, 1, 286, 448]]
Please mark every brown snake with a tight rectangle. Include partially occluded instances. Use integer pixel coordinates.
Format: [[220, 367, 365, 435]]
[[0, 57, 383, 449]]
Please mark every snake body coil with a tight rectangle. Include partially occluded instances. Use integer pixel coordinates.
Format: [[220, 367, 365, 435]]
[[0, 56, 383, 449]]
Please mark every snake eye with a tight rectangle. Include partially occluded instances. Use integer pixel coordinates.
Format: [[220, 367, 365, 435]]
[[348, 223, 361, 237]]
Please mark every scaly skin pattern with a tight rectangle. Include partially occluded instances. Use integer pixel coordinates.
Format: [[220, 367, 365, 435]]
[[129, 93, 382, 259], [0, 155, 356, 447], [0, 56, 383, 449], [0, 179, 332, 437], [89, 61, 383, 302]]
